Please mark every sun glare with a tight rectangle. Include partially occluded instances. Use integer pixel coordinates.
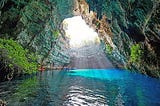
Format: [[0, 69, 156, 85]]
[[62, 16, 100, 48]]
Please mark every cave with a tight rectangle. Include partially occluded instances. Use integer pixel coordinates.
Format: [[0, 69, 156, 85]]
[[0, 0, 160, 105]]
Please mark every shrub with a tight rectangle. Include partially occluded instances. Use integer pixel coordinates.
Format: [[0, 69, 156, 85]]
[[0, 38, 38, 74], [105, 44, 113, 54], [130, 44, 143, 63], [52, 30, 60, 39]]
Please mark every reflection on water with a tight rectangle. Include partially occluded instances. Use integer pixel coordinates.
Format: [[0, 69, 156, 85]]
[[64, 85, 109, 106], [0, 69, 160, 106], [8, 76, 39, 105], [67, 69, 160, 106]]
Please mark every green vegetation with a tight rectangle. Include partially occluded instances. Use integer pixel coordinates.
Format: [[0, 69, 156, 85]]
[[0, 39, 38, 75], [130, 44, 143, 63], [52, 30, 60, 39], [0, 0, 72, 78], [105, 44, 113, 54]]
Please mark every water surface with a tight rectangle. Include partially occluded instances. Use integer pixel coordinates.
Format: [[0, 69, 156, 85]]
[[0, 69, 160, 106]]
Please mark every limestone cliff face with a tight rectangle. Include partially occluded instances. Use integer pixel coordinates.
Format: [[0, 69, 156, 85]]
[[0, 0, 74, 67], [0, 0, 159, 78], [0, 0, 76, 81], [75, 0, 160, 77]]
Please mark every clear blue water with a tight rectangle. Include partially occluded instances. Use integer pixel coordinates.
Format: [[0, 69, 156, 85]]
[[0, 69, 160, 106]]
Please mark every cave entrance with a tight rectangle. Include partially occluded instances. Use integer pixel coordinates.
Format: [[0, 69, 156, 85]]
[[62, 16, 100, 48]]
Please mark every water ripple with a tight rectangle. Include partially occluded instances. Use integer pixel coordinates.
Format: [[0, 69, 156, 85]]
[[63, 86, 108, 106]]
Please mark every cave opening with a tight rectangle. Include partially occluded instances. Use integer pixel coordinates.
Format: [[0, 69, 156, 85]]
[[62, 16, 100, 48]]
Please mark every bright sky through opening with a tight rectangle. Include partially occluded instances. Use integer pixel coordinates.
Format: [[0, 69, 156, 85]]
[[62, 16, 100, 47]]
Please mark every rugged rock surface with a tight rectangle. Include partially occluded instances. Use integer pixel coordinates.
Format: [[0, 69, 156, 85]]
[[74, 0, 160, 77], [0, 0, 159, 78], [0, 0, 73, 67], [0, 0, 74, 81]]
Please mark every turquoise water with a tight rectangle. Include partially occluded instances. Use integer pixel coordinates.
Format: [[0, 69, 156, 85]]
[[0, 69, 160, 106]]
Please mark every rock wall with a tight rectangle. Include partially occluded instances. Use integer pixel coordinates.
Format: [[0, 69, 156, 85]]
[[74, 0, 160, 77], [0, 0, 74, 68], [0, 0, 75, 81], [0, 0, 159, 78]]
